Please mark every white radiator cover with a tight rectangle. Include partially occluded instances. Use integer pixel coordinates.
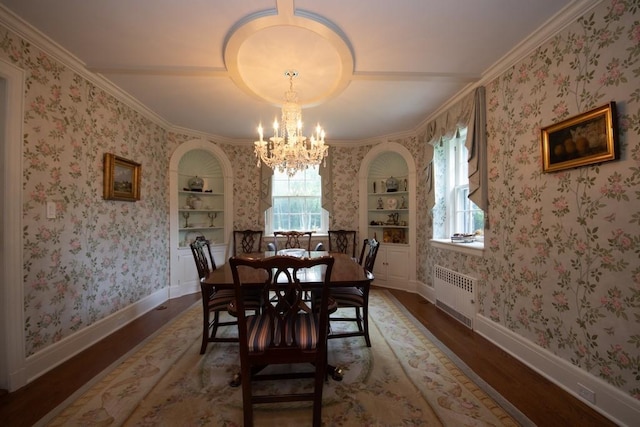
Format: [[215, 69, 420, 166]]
[[433, 265, 477, 329]]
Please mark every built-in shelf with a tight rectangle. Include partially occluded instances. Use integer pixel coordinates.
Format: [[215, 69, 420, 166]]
[[359, 142, 417, 291], [176, 151, 225, 248]]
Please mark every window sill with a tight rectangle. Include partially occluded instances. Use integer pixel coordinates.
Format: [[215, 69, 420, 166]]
[[430, 239, 484, 256]]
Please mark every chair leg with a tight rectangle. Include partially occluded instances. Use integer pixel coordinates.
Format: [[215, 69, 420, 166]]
[[363, 305, 371, 347], [241, 364, 254, 426], [200, 309, 210, 354], [354, 307, 364, 332], [313, 361, 326, 426], [210, 310, 220, 340]]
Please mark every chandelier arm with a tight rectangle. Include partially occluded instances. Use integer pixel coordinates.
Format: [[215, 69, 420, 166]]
[[254, 70, 327, 176]]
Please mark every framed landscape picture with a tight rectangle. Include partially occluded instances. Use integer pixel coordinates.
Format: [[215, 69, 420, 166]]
[[103, 153, 141, 201], [540, 102, 618, 173]]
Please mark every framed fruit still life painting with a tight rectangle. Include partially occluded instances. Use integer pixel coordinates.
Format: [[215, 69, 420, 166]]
[[540, 102, 618, 173]]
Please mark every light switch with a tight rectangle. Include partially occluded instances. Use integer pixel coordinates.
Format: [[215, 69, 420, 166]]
[[46, 201, 56, 219]]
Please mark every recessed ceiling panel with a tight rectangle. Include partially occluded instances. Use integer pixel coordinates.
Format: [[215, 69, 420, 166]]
[[0, 0, 575, 142], [237, 25, 342, 106]]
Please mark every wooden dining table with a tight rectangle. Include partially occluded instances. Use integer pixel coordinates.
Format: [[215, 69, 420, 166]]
[[202, 250, 373, 290], [201, 250, 374, 383]]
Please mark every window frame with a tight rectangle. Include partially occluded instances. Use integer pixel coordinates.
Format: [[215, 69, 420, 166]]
[[434, 128, 484, 249], [264, 166, 328, 235]]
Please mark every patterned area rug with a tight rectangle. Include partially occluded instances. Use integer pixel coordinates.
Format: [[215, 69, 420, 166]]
[[40, 290, 532, 426]]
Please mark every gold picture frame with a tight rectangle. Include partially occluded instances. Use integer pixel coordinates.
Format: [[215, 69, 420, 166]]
[[541, 102, 618, 173], [103, 153, 141, 201]]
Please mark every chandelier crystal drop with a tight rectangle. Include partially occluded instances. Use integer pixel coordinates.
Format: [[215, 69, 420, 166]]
[[254, 70, 328, 176]]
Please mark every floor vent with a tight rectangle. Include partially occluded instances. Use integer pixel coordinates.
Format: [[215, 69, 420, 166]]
[[434, 265, 477, 329]]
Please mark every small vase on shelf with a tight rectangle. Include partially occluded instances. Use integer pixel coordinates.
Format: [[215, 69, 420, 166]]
[[188, 175, 204, 191]]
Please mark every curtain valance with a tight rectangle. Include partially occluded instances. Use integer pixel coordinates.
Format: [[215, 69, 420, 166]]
[[422, 87, 487, 213], [319, 148, 333, 215]]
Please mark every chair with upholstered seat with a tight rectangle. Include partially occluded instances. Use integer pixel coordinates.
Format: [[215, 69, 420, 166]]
[[229, 255, 335, 427], [273, 230, 313, 252], [328, 229, 357, 258], [191, 237, 260, 354], [232, 229, 263, 255], [328, 238, 379, 347], [190, 237, 237, 354]]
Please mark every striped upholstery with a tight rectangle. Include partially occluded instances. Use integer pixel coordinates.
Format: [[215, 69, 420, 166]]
[[330, 288, 364, 307], [208, 289, 236, 311], [228, 255, 335, 426], [225, 289, 262, 317], [246, 313, 320, 352]]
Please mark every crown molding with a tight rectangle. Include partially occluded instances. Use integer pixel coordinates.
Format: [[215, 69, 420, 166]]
[[413, 0, 602, 138], [0, 5, 171, 130], [481, 0, 602, 84], [0, 1, 602, 148]]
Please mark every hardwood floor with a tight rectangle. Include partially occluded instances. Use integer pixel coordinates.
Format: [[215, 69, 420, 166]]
[[0, 293, 200, 427], [0, 289, 615, 426], [387, 289, 616, 427]]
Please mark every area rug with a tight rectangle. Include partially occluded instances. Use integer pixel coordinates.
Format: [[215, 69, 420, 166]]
[[39, 289, 533, 426]]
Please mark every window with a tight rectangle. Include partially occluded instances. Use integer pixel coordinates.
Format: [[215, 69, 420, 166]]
[[265, 165, 328, 234], [433, 128, 484, 241]]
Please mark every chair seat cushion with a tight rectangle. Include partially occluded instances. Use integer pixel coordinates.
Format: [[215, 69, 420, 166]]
[[327, 296, 338, 314], [224, 290, 262, 316], [331, 287, 364, 307], [310, 294, 338, 314], [208, 289, 235, 311], [246, 313, 319, 352]]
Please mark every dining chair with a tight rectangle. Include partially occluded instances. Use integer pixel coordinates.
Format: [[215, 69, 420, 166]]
[[328, 238, 380, 347], [273, 230, 313, 252], [232, 229, 263, 255], [190, 237, 260, 354], [190, 237, 237, 354], [229, 255, 335, 427], [328, 229, 357, 258]]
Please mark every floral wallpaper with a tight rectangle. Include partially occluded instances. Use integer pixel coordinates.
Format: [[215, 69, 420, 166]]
[[0, 29, 169, 356], [2, 0, 637, 405], [427, 0, 640, 401]]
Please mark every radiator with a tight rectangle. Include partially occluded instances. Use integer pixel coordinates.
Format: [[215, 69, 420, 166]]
[[433, 265, 477, 329]]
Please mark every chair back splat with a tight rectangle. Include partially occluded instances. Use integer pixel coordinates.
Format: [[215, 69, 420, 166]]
[[328, 229, 357, 258], [233, 229, 263, 255], [190, 236, 216, 279], [362, 238, 380, 272], [229, 255, 335, 427], [273, 230, 313, 252]]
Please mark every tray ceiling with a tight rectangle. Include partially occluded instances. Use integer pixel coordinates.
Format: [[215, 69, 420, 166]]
[[0, 0, 580, 143]]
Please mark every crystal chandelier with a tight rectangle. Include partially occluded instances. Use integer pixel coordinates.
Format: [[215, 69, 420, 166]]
[[254, 70, 328, 176]]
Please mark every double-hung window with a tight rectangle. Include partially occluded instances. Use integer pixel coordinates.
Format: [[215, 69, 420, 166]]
[[265, 165, 328, 234], [434, 128, 484, 242]]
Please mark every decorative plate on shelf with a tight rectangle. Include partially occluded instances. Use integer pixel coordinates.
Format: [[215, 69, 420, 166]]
[[386, 197, 398, 209]]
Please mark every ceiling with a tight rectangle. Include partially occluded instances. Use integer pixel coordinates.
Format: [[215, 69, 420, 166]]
[[0, 0, 578, 144]]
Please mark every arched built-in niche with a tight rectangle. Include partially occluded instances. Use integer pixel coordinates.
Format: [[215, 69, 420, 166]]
[[358, 141, 417, 292], [169, 139, 233, 297]]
